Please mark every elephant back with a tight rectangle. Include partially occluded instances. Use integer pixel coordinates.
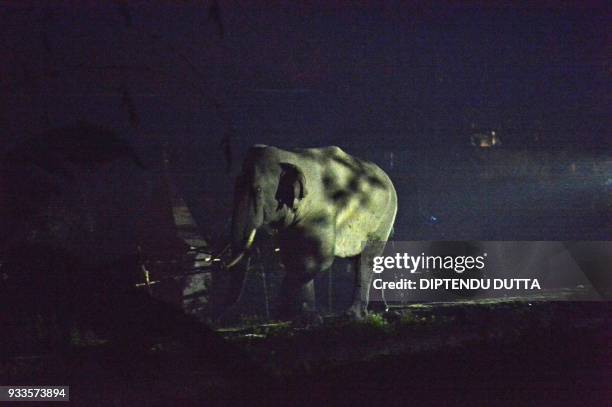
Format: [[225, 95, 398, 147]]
[[294, 146, 398, 258]]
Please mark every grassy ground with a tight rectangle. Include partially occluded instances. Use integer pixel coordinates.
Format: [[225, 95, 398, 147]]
[[2, 299, 610, 406]]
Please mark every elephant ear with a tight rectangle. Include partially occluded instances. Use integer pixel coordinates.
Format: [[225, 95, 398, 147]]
[[276, 163, 306, 211]]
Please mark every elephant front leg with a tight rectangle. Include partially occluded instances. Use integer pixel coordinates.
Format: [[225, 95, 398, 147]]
[[276, 274, 318, 322], [275, 227, 334, 324]]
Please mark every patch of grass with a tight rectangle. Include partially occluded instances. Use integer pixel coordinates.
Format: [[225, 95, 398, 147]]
[[264, 322, 293, 337], [398, 310, 418, 325], [363, 313, 389, 331], [239, 314, 267, 327]]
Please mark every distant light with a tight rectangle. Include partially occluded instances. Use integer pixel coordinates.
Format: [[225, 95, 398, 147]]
[[274, 248, 280, 252], [470, 130, 501, 148]]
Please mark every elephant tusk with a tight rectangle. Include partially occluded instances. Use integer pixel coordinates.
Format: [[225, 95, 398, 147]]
[[225, 251, 246, 269], [225, 228, 257, 269], [245, 228, 257, 249]]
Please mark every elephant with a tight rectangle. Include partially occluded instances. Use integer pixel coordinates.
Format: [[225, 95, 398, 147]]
[[219, 145, 397, 321]]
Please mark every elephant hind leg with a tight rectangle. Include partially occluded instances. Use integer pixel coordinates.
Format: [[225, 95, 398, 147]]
[[347, 241, 389, 319], [346, 254, 369, 319]]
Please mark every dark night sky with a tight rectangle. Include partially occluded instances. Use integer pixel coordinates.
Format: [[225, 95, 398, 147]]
[[2, 2, 608, 142], [1, 1, 609, 241]]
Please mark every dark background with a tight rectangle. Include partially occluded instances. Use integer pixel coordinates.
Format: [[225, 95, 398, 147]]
[[1, 1, 609, 247], [1, 3, 610, 404]]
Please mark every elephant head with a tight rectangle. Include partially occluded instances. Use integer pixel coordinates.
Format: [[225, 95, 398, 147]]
[[224, 147, 307, 268]]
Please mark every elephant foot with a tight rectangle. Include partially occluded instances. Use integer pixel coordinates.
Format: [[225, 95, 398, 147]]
[[344, 304, 368, 321], [291, 311, 324, 328]]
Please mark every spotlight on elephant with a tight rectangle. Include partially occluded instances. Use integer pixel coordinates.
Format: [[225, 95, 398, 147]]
[[220, 145, 397, 321]]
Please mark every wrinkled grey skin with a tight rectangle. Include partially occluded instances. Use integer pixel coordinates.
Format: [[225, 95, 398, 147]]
[[222, 145, 397, 321]]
